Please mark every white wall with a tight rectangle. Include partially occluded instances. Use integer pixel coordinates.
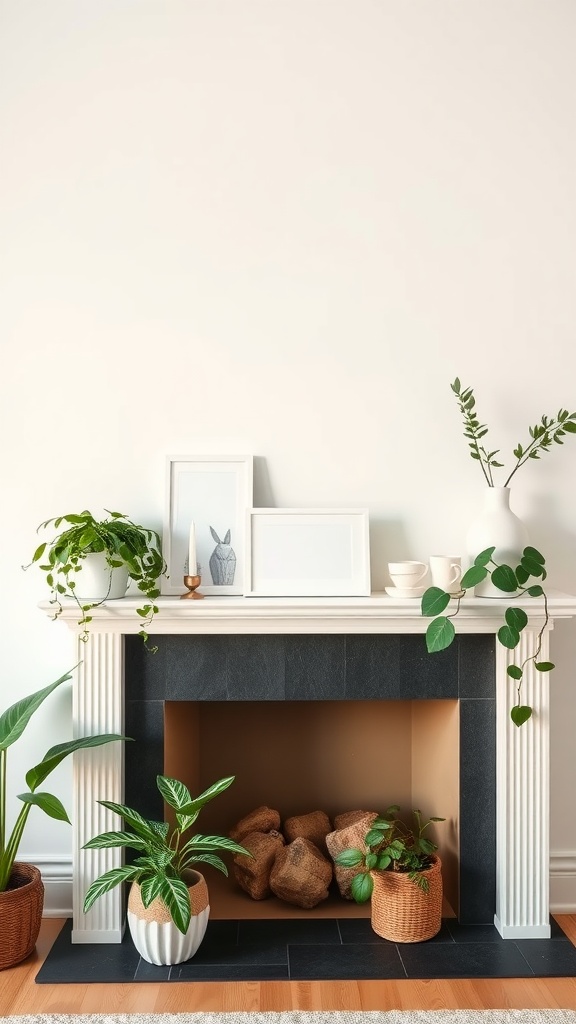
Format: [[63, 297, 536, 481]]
[[1, 0, 576, 912]]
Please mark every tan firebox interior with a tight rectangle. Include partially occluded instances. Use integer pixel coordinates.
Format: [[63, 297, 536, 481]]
[[164, 699, 459, 920]]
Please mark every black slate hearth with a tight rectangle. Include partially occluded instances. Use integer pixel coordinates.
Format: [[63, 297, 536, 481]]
[[36, 916, 576, 984]]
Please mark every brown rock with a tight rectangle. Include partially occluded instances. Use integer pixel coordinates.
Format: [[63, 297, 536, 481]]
[[229, 806, 281, 842], [334, 809, 376, 831], [326, 812, 378, 899], [283, 810, 332, 853], [269, 837, 332, 909], [232, 830, 285, 900]]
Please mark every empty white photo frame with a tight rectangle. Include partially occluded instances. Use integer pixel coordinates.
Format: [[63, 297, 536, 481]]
[[163, 455, 253, 595], [245, 508, 371, 597]]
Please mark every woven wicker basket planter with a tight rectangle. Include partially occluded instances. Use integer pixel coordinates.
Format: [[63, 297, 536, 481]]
[[370, 854, 442, 943], [0, 862, 44, 970]]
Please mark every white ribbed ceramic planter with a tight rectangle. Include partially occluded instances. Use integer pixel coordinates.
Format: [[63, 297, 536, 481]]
[[72, 552, 129, 601], [127, 870, 210, 966], [466, 487, 529, 597]]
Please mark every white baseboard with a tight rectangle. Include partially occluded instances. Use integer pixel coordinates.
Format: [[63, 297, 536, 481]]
[[19, 853, 73, 917], [20, 849, 576, 920], [550, 849, 576, 914]]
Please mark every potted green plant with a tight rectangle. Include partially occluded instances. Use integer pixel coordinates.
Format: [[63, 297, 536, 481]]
[[24, 509, 167, 649], [83, 773, 252, 966], [0, 667, 126, 970], [334, 806, 445, 942], [421, 380, 576, 727]]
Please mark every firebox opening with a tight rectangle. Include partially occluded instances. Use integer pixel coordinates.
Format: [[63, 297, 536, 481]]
[[163, 699, 459, 920]]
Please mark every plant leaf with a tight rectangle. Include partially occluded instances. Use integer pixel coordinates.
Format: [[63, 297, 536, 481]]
[[335, 849, 364, 867], [17, 791, 71, 822], [350, 872, 373, 904], [523, 546, 545, 565], [83, 831, 148, 850], [534, 661, 555, 672], [0, 669, 74, 751], [507, 665, 523, 680], [491, 564, 518, 593], [510, 705, 533, 727], [460, 564, 488, 589], [156, 775, 192, 811], [474, 546, 495, 565], [498, 624, 520, 649], [425, 617, 455, 653], [421, 588, 451, 617], [178, 776, 236, 817], [505, 607, 528, 631], [156, 875, 191, 934], [83, 864, 142, 912], [26, 733, 128, 791]]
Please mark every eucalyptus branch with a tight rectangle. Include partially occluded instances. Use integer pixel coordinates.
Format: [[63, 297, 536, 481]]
[[504, 413, 576, 486], [451, 379, 576, 487]]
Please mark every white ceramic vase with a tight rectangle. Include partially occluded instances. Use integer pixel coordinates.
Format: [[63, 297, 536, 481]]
[[127, 869, 210, 966], [72, 552, 129, 601], [466, 487, 529, 598]]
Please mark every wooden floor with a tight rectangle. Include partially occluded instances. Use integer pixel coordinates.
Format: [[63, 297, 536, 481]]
[[2, 917, 576, 1014]]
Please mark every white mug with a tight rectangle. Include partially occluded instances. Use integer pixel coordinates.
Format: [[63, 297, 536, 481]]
[[429, 555, 462, 595], [388, 560, 429, 590]]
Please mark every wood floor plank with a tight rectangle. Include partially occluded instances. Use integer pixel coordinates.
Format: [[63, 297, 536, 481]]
[[2, 918, 576, 1014]]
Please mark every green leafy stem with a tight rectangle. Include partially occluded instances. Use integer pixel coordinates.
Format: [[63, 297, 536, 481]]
[[421, 546, 554, 727], [451, 378, 576, 487]]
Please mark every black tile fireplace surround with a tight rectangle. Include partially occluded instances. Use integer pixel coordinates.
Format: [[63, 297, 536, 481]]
[[123, 631, 497, 926], [36, 631, 576, 984]]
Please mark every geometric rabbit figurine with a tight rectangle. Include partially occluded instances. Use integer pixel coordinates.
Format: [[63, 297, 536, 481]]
[[208, 526, 237, 585]]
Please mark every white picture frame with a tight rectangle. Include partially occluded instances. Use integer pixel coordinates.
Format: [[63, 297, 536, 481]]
[[163, 455, 253, 596], [244, 508, 371, 597]]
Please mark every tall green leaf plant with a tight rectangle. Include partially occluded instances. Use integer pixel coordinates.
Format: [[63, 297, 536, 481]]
[[0, 668, 127, 892]]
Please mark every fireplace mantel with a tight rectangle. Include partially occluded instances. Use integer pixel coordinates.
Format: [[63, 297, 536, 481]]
[[43, 590, 576, 944], [42, 589, 576, 634]]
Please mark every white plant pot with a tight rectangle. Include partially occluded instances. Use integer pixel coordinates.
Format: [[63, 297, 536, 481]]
[[127, 870, 210, 966], [72, 552, 129, 601], [466, 487, 529, 597]]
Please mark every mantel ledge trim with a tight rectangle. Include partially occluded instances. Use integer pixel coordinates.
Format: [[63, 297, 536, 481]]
[[40, 590, 576, 635]]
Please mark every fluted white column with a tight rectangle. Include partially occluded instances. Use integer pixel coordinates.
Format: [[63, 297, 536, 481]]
[[72, 633, 125, 942], [494, 625, 551, 938]]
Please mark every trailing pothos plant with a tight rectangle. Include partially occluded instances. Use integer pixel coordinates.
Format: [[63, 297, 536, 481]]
[[334, 806, 445, 902], [24, 510, 167, 650], [422, 545, 552, 728], [83, 774, 251, 934], [451, 377, 576, 486]]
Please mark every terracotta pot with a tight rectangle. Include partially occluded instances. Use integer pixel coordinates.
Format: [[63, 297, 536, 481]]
[[127, 869, 210, 965], [370, 854, 442, 943], [0, 862, 44, 970]]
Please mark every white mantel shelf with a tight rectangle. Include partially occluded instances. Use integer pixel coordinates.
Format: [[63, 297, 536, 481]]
[[43, 590, 576, 945], [42, 589, 576, 635]]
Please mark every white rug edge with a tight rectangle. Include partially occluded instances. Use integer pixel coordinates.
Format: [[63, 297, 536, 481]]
[[4, 1011, 576, 1024]]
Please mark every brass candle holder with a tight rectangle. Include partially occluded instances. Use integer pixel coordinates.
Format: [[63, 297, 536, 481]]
[[181, 574, 204, 599]]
